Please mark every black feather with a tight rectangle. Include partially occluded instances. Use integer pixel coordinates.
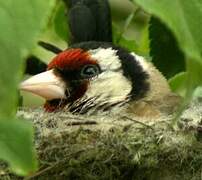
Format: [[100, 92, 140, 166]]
[[64, 0, 112, 44], [68, 3, 96, 43]]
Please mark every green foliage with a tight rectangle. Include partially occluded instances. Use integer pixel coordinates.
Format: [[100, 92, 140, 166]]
[[115, 11, 136, 43], [132, 0, 202, 99], [169, 72, 187, 97], [112, 11, 138, 52], [0, 0, 55, 176], [113, 24, 138, 52], [137, 25, 150, 57], [149, 17, 185, 78], [0, 120, 36, 175], [54, 2, 69, 42], [132, 0, 202, 62]]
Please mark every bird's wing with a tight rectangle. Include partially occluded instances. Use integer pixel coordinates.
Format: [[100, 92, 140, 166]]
[[127, 93, 181, 118]]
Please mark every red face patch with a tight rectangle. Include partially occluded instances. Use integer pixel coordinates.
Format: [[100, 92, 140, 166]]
[[48, 48, 97, 70], [44, 49, 96, 112]]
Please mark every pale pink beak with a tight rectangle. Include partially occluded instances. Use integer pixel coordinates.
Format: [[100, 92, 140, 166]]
[[20, 70, 67, 100]]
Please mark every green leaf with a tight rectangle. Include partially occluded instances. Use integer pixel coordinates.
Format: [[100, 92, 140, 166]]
[[116, 11, 135, 43], [169, 72, 187, 97], [192, 86, 202, 99], [132, 0, 202, 63], [54, 2, 69, 42], [0, 0, 55, 117], [132, 0, 202, 103], [113, 24, 138, 52], [0, 0, 55, 175], [0, 119, 37, 176], [149, 17, 185, 78], [137, 25, 150, 57], [118, 37, 138, 52]]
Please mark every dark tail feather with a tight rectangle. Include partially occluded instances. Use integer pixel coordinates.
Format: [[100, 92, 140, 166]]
[[63, 0, 112, 44]]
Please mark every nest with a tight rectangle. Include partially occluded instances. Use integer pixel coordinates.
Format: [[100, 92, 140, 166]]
[[1, 100, 202, 180]]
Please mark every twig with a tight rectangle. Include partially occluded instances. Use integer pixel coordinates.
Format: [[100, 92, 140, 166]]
[[122, 116, 154, 130], [64, 120, 97, 126]]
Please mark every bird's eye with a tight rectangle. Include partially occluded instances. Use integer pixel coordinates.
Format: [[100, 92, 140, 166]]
[[80, 65, 100, 79]]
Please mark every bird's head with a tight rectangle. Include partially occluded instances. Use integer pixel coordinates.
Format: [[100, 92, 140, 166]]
[[20, 43, 149, 114]]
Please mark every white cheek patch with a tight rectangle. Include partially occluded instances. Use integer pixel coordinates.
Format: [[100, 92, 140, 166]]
[[88, 48, 121, 70], [85, 70, 132, 103], [84, 48, 132, 104]]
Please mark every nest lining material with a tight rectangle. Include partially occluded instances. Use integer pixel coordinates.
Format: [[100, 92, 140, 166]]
[[0, 100, 202, 180]]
